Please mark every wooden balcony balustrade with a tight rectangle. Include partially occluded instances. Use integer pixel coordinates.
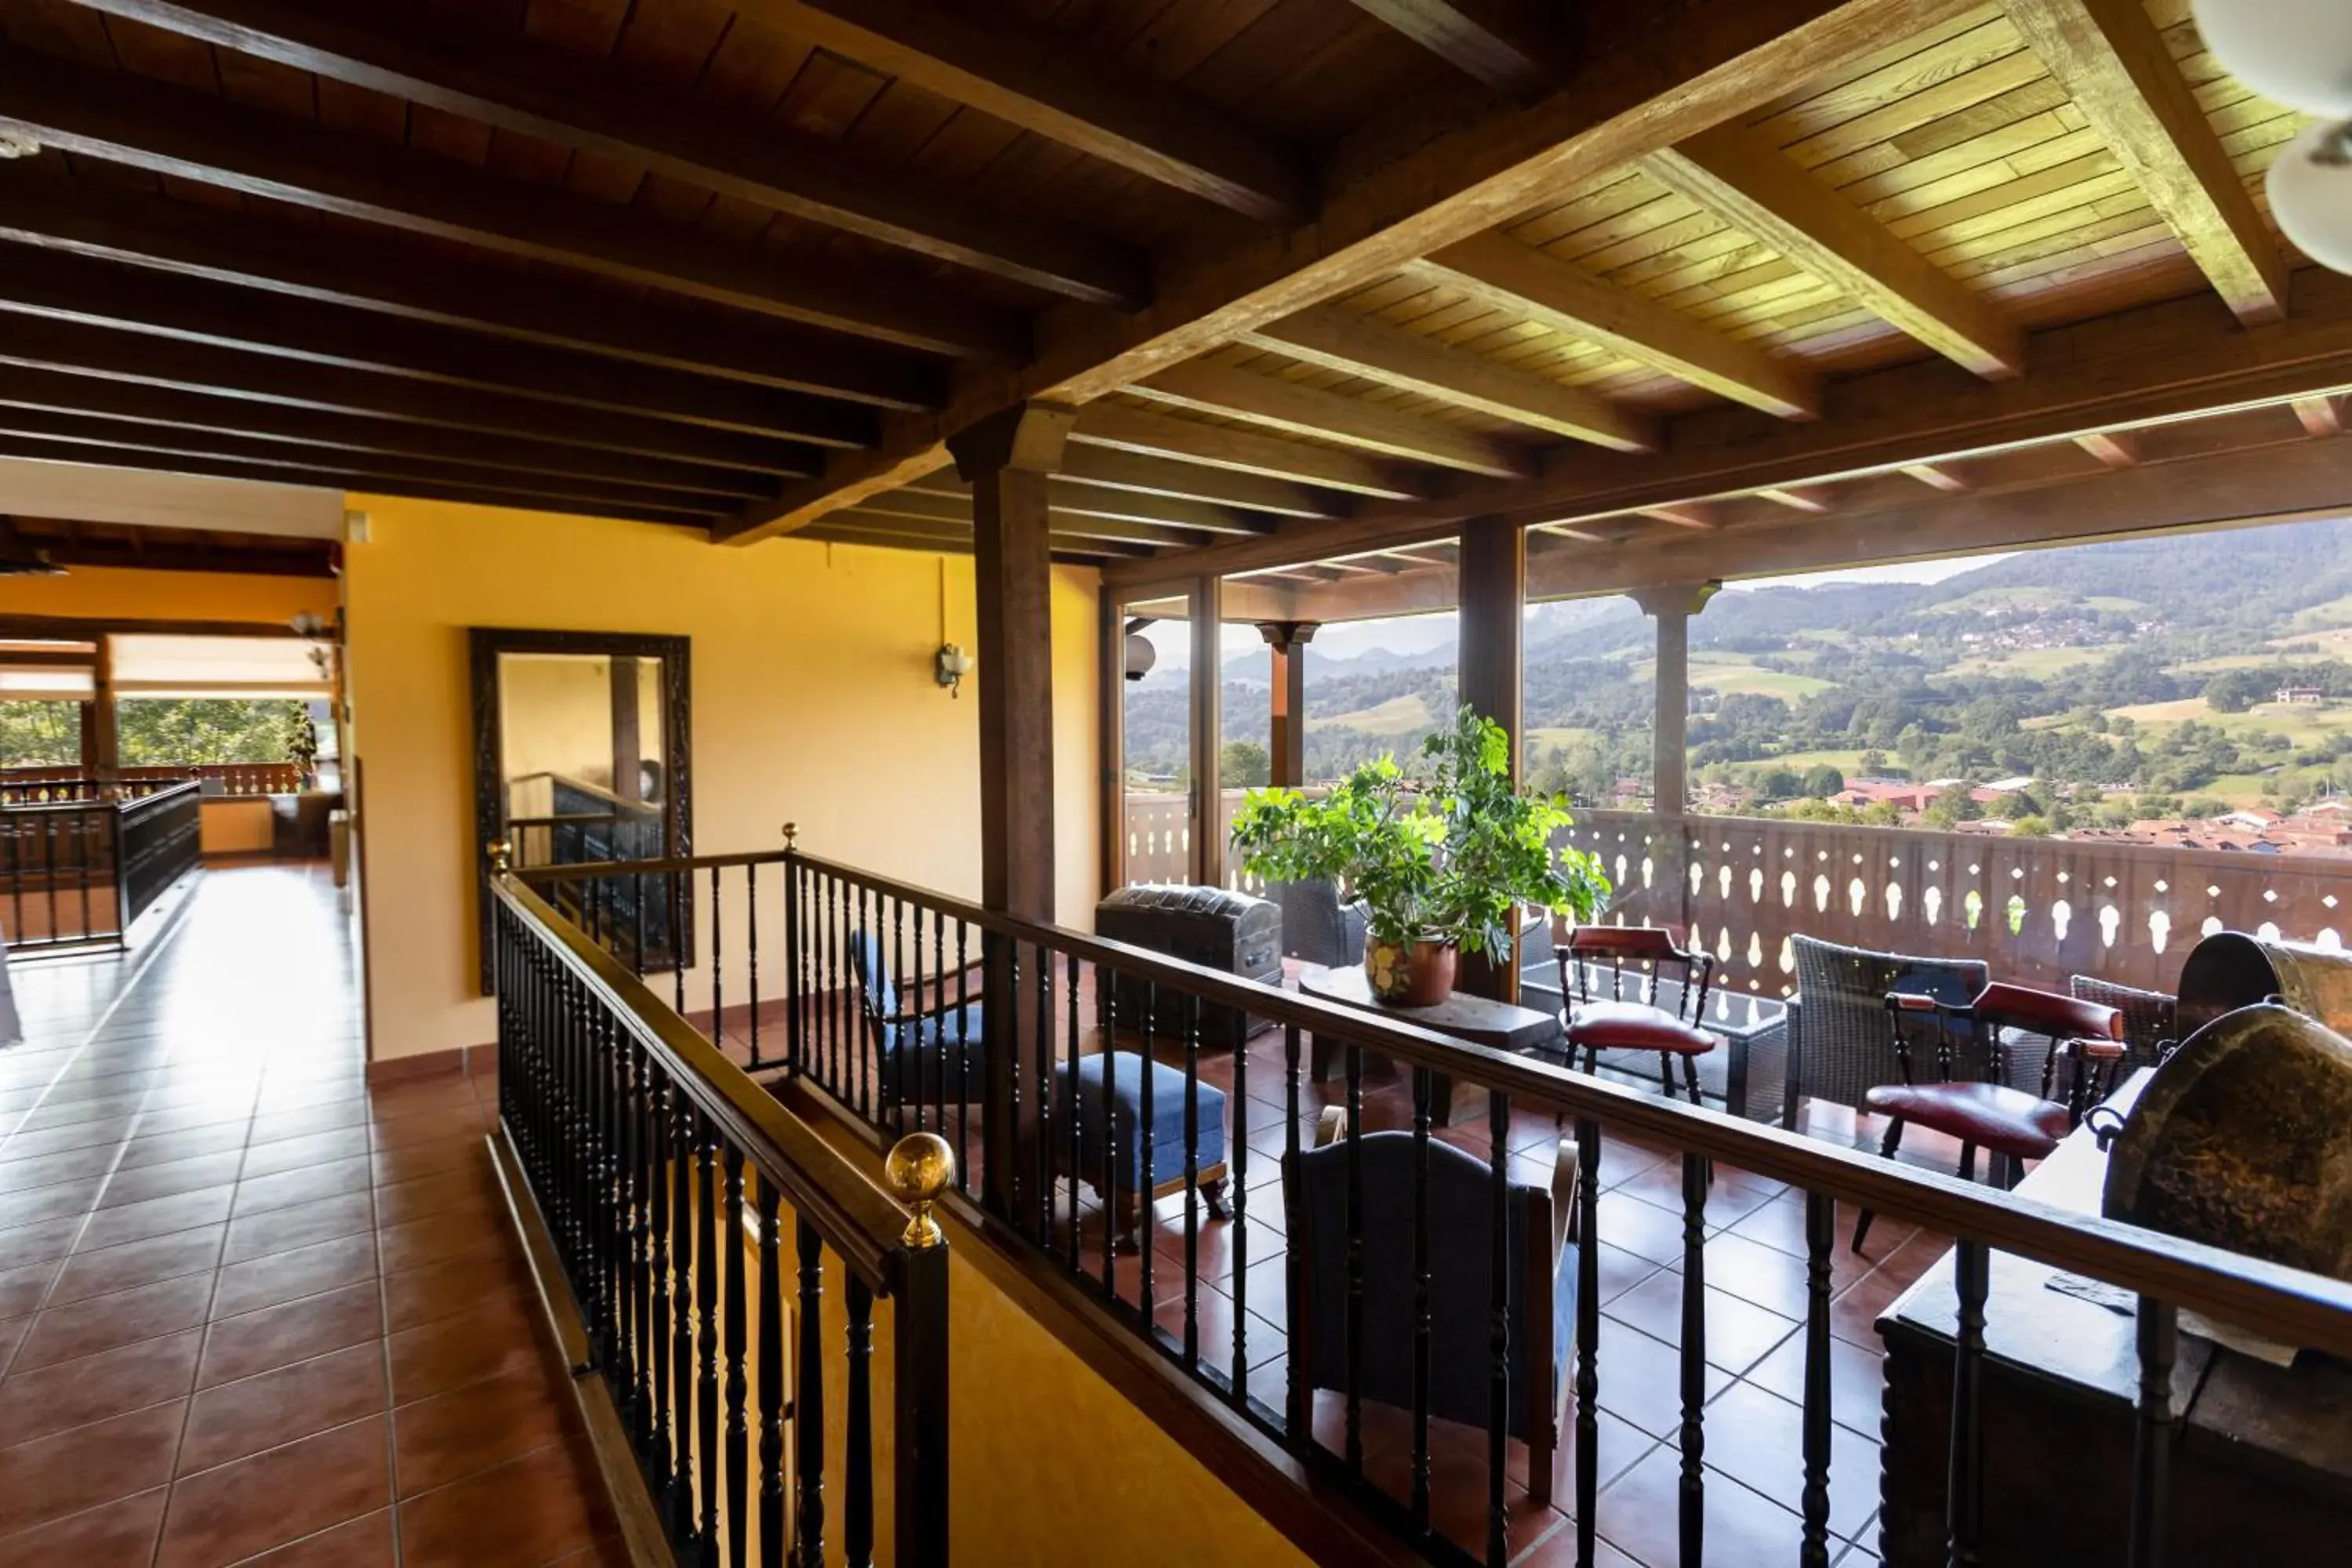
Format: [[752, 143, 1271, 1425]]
[[506, 840, 2352, 1568], [0, 779, 201, 952]]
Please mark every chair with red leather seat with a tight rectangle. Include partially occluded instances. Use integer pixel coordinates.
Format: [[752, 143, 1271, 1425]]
[[1553, 923, 1719, 1107], [1850, 980, 2124, 1252]]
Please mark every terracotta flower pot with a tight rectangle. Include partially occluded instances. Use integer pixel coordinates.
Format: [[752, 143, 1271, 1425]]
[[1365, 938, 1457, 1007]]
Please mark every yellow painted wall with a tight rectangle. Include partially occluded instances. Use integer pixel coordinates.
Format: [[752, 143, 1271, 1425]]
[[498, 652, 621, 791], [342, 496, 1100, 1062], [0, 564, 336, 625]]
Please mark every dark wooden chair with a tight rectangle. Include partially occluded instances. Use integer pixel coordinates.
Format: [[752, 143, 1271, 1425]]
[[1554, 922, 1718, 1106], [1283, 1108, 1578, 1504], [1851, 980, 2122, 1252]]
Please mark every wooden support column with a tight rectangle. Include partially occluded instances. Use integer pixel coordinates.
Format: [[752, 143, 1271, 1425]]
[[1189, 575, 1223, 887], [608, 655, 641, 802], [1256, 620, 1318, 789], [87, 633, 118, 786], [1457, 517, 1526, 1002], [1632, 581, 1719, 938], [947, 401, 1074, 1223]]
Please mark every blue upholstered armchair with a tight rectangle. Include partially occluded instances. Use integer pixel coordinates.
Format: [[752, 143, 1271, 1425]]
[[847, 931, 985, 1110], [1283, 1112, 1580, 1504], [1263, 878, 1368, 969]]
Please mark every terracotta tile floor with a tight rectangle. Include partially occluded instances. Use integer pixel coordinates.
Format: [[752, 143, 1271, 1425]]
[[724, 970, 1980, 1568], [0, 864, 622, 1567]]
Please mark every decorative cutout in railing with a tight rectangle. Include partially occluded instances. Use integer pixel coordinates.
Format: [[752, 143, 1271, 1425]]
[[1565, 810, 2352, 996]]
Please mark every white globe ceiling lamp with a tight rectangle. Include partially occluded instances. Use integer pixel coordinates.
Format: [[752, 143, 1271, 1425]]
[[2190, 0, 2352, 118], [2268, 121, 2352, 274], [2193, 0, 2352, 275]]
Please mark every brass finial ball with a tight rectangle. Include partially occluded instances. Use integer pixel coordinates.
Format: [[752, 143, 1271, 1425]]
[[885, 1132, 954, 1250]]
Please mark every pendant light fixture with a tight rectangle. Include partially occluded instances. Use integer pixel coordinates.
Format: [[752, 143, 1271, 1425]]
[[2192, 0, 2352, 275]]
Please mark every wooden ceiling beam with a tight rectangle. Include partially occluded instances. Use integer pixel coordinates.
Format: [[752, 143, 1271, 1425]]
[[755, 0, 1305, 223], [898, 473, 1272, 535], [0, 49, 1018, 359], [825, 509, 1153, 558], [850, 489, 1211, 549], [1757, 485, 1831, 513], [0, 315, 815, 476], [2292, 396, 2343, 437], [2005, 0, 2288, 325], [723, 0, 1981, 542], [1901, 462, 1969, 492], [1533, 428, 2352, 597], [0, 406, 746, 517], [2073, 430, 2140, 468], [1644, 122, 2022, 379], [1242, 307, 1657, 450], [1342, 1, 1558, 96], [0, 246, 873, 448], [1052, 447, 1348, 521], [1132, 361, 1534, 478], [1069, 405, 1432, 499], [0, 365, 772, 501], [71, 0, 1143, 310], [1416, 232, 1820, 419], [0, 437, 715, 528], [0, 524, 336, 578], [0, 171, 938, 411], [1109, 267, 2352, 583], [1636, 503, 1722, 531]]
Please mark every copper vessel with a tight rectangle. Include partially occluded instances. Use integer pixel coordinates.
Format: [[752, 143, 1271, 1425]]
[[2173, 931, 2352, 1038], [2102, 1001, 2352, 1282]]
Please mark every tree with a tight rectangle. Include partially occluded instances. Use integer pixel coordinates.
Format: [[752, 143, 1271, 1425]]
[[1859, 749, 1890, 776], [1219, 739, 1271, 788], [1922, 788, 1982, 827], [115, 699, 311, 766], [1859, 800, 1904, 826], [1755, 766, 1802, 800], [2009, 815, 2051, 837], [1801, 763, 1846, 798], [0, 701, 82, 767]]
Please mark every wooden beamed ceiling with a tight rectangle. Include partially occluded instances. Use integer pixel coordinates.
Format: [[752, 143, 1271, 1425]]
[[0, 0, 2325, 575]]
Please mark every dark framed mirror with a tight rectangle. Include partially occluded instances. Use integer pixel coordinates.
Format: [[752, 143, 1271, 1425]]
[[470, 628, 691, 993]]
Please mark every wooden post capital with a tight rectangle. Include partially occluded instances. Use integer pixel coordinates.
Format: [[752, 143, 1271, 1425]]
[[1254, 619, 1319, 651], [1630, 579, 1720, 620], [946, 401, 1077, 479]]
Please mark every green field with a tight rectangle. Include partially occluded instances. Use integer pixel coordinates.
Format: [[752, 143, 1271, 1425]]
[[1948, 644, 2125, 679], [1679, 656, 1835, 701], [1526, 726, 1601, 753], [1309, 693, 1436, 736]]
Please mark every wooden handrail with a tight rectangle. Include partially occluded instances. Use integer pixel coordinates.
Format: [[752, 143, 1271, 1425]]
[[491, 870, 918, 1293], [793, 847, 2352, 1358]]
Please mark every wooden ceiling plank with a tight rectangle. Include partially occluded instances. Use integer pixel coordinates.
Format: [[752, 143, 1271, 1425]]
[[898, 473, 1272, 535], [1243, 306, 1657, 450], [751, 0, 1305, 223], [724, 0, 1986, 542], [0, 405, 746, 514], [0, 245, 874, 448], [0, 435, 715, 526], [1069, 404, 1431, 499], [0, 170, 940, 410], [1131, 361, 1534, 478], [1636, 502, 1721, 530], [1643, 121, 2024, 378], [69, 0, 1147, 308], [2004, 0, 2288, 325], [0, 363, 773, 499], [851, 489, 1207, 548], [0, 46, 1019, 358], [1416, 231, 1820, 419], [830, 506, 1154, 557], [2073, 429, 2139, 466], [0, 314, 815, 475], [1341, 1, 1556, 96]]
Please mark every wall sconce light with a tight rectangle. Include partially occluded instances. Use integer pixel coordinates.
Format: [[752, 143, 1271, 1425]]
[[935, 642, 972, 698], [1123, 616, 1157, 683]]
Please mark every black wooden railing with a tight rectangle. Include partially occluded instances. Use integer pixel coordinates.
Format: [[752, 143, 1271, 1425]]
[[0, 779, 200, 952], [491, 868, 949, 1568], [518, 840, 2352, 1568]]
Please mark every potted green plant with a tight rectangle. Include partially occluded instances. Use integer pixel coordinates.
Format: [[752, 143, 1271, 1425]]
[[1230, 706, 1612, 1006]]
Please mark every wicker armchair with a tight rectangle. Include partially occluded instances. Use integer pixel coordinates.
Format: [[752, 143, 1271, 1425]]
[[1263, 879, 1368, 969], [1788, 936, 2005, 1122], [2063, 974, 2178, 1111]]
